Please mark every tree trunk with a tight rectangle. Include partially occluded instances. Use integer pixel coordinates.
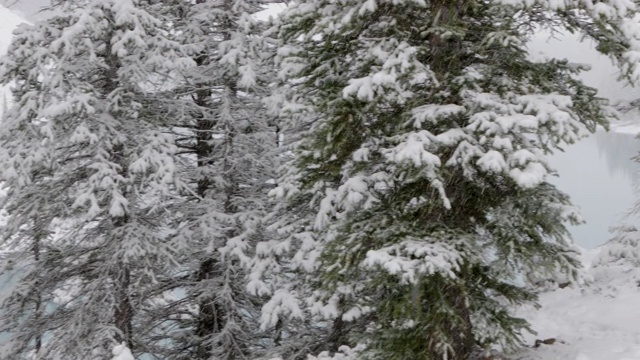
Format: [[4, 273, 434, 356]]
[[428, 0, 473, 77], [192, 1, 239, 357], [195, 258, 225, 358], [192, 39, 220, 360], [114, 265, 133, 348], [426, 2, 476, 358], [444, 283, 474, 359], [32, 233, 42, 355]]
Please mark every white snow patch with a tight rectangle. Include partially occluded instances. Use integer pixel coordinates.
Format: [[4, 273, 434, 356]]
[[611, 119, 640, 136], [515, 245, 640, 360], [254, 3, 287, 22], [111, 342, 134, 360]]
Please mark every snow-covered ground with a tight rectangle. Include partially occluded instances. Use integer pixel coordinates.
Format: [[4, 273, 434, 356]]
[[514, 248, 640, 360], [610, 111, 640, 136], [0, 5, 26, 52]]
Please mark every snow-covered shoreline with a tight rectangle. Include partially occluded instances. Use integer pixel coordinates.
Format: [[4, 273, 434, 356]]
[[511, 222, 640, 358], [611, 120, 640, 136], [515, 245, 640, 360]]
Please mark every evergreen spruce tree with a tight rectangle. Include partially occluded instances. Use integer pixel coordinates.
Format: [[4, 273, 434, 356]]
[[253, 0, 640, 359], [594, 224, 640, 267], [0, 0, 190, 358], [250, 48, 360, 360], [140, 0, 279, 358]]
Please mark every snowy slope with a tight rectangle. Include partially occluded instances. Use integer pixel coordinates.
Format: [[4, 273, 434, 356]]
[[514, 249, 640, 360], [0, 6, 26, 54], [517, 289, 640, 360], [1, 0, 50, 22], [0, 5, 28, 116]]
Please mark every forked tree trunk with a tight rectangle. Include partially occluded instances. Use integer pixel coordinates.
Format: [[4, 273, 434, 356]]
[[32, 232, 42, 355], [104, 34, 134, 347], [191, 30, 220, 360], [443, 283, 474, 359]]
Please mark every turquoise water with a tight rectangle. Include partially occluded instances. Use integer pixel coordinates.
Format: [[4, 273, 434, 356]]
[[0, 267, 21, 345], [550, 130, 640, 249]]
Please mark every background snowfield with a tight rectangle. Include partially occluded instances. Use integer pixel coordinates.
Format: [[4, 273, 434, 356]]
[[514, 248, 640, 360], [0, 4, 28, 116], [0, 5, 25, 52], [0, 3, 640, 360]]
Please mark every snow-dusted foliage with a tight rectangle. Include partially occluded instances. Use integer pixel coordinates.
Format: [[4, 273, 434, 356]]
[[0, 0, 191, 358], [588, 224, 640, 293], [252, 0, 640, 359], [139, 0, 279, 359], [591, 143, 640, 287], [595, 225, 640, 267]]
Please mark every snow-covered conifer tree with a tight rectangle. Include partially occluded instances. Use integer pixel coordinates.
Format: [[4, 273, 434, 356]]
[[596, 148, 640, 272], [253, 0, 640, 358], [140, 1, 279, 358], [0, 0, 191, 358], [594, 225, 640, 267]]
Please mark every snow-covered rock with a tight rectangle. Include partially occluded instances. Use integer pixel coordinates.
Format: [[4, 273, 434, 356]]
[[111, 342, 134, 360]]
